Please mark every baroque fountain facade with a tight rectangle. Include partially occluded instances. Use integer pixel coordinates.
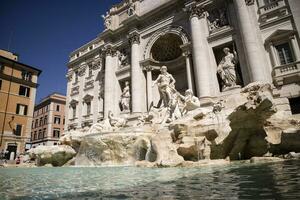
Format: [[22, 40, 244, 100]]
[[30, 0, 300, 166]]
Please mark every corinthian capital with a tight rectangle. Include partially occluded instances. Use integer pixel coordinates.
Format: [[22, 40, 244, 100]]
[[129, 32, 140, 45], [185, 4, 205, 19], [103, 46, 116, 57]]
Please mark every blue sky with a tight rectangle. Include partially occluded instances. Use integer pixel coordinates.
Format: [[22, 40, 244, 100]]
[[0, 0, 120, 103]]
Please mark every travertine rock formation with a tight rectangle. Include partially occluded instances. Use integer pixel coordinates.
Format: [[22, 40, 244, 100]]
[[28, 145, 76, 166], [58, 82, 299, 167]]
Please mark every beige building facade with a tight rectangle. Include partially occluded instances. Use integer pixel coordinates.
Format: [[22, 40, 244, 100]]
[[0, 49, 41, 159], [31, 93, 66, 148], [66, 0, 300, 131]]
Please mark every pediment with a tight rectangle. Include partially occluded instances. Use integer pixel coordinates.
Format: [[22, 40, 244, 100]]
[[265, 29, 295, 44]]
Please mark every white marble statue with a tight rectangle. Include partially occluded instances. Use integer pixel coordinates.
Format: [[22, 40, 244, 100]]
[[118, 51, 128, 67], [120, 81, 131, 112], [152, 66, 176, 108], [179, 89, 200, 115], [88, 119, 112, 134], [102, 12, 111, 29], [108, 111, 127, 128], [127, 4, 135, 16], [217, 47, 239, 91]]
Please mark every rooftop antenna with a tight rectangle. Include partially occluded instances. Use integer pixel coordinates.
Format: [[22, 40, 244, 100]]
[[7, 30, 14, 51]]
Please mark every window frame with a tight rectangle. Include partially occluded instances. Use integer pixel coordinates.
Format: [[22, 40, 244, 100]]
[[274, 40, 295, 65], [54, 116, 61, 124], [15, 124, 22, 136], [53, 129, 60, 138], [16, 104, 28, 115], [21, 71, 32, 82], [19, 85, 30, 97]]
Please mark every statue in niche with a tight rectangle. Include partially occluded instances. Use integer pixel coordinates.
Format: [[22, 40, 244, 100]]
[[179, 89, 201, 115], [152, 66, 176, 108], [217, 47, 239, 91], [120, 81, 131, 112], [101, 12, 111, 29]]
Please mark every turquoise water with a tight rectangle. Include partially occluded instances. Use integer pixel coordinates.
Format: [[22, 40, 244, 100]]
[[0, 160, 300, 199]]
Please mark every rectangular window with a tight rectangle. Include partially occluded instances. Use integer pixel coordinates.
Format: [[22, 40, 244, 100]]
[[276, 42, 294, 65], [34, 131, 37, 140], [53, 129, 60, 138], [56, 105, 60, 111], [38, 130, 43, 139], [43, 128, 47, 138], [86, 102, 91, 115], [72, 105, 76, 119], [15, 124, 22, 136], [35, 119, 38, 128], [75, 71, 79, 83], [39, 118, 43, 126], [54, 116, 61, 124], [19, 85, 30, 97], [22, 71, 32, 81], [88, 65, 93, 77], [44, 116, 48, 125], [0, 79, 2, 90], [16, 104, 28, 115], [0, 63, 3, 72]]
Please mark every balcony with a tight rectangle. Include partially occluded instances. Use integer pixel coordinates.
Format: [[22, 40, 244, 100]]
[[258, 0, 288, 23], [272, 61, 300, 86]]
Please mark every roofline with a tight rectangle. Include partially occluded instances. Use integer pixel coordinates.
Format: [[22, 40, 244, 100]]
[[39, 92, 66, 103], [0, 55, 42, 75], [69, 37, 100, 57]]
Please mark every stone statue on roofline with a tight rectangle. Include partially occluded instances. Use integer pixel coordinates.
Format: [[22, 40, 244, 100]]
[[217, 47, 240, 91], [101, 12, 111, 29]]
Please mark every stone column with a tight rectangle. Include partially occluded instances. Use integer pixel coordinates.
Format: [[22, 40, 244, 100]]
[[129, 32, 143, 113], [290, 35, 300, 61], [187, 5, 214, 98], [270, 43, 279, 66], [183, 50, 194, 92], [103, 47, 115, 118], [233, 0, 269, 82], [144, 66, 153, 110]]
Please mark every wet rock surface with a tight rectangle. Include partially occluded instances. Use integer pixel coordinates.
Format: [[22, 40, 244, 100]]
[[28, 145, 76, 167]]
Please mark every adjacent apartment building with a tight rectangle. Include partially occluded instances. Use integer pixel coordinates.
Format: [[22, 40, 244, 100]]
[[0, 49, 41, 159], [31, 93, 66, 148]]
